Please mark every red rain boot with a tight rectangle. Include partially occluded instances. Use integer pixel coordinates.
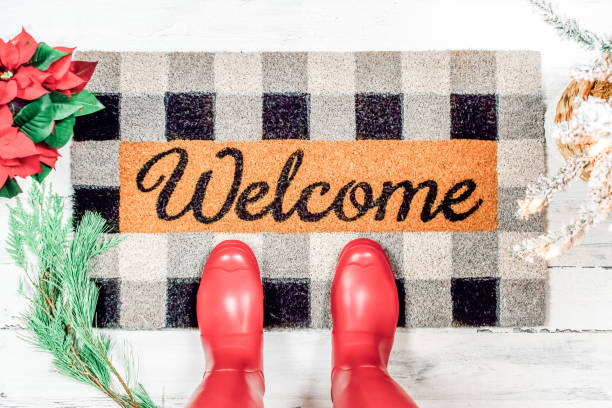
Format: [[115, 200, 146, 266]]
[[188, 240, 265, 408], [331, 238, 418, 408]]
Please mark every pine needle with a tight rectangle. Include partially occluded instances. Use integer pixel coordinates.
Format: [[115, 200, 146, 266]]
[[6, 183, 158, 408], [529, 0, 612, 55]]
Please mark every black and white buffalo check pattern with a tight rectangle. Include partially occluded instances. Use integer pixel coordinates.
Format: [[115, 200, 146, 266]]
[[71, 51, 547, 329]]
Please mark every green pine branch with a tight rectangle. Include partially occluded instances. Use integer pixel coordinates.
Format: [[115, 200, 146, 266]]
[[529, 0, 612, 56], [6, 183, 157, 408]]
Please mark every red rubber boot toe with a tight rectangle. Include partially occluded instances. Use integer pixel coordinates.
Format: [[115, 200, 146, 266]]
[[331, 238, 418, 408], [188, 240, 265, 408]]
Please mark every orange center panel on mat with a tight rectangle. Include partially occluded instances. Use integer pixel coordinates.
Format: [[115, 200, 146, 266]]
[[119, 140, 497, 233]]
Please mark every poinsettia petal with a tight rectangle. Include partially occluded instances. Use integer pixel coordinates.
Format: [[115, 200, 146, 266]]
[[0, 41, 20, 71], [6, 154, 41, 178], [47, 54, 72, 80], [39, 155, 58, 168], [0, 105, 13, 129], [0, 128, 38, 159], [0, 167, 8, 187], [1, 157, 20, 166], [0, 80, 17, 104], [47, 47, 75, 80], [10, 28, 38, 65], [14, 66, 50, 98], [52, 71, 84, 91], [42, 77, 56, 91], [15, 78, 48, 100], [34, 142, 60, 168], [71, 60, 97, 80], [13, 72, 29, 88], [0, 126, 16, 146], [17, 65, 50, 83], [34, 142, 55, 154], [69, 61, 97, 93]]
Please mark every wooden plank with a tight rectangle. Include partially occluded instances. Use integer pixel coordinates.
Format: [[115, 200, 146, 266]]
[[1, 329, 611, 406], [547, 267, 612, 329]]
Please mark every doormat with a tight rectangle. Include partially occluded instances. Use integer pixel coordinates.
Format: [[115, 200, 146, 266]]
[[71, 50, 547, 329]]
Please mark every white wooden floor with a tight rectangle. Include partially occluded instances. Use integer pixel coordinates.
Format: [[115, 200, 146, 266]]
[[1, 0, 612, 406], [2, 329, 612, 407]]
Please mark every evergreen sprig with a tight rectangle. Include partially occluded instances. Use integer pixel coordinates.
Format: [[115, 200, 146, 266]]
[[530, 0, 612, 56], [6, 183, 157, 408]]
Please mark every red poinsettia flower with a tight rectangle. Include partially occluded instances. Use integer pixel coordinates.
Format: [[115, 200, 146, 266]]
[[44, 47, 97, 96], [0, 28, 49, 104], [0, 105, 41, 187]]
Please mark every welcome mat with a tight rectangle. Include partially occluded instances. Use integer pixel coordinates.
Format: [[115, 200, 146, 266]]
[[71, 50, 547, 329]]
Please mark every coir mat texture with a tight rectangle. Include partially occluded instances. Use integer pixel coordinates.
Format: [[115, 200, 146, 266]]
[[71, 50, 547, 329]]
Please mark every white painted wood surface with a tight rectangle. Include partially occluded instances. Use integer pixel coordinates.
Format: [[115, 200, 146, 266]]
[[2, 329, 612, 407], [1, 0, 611, 406]]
